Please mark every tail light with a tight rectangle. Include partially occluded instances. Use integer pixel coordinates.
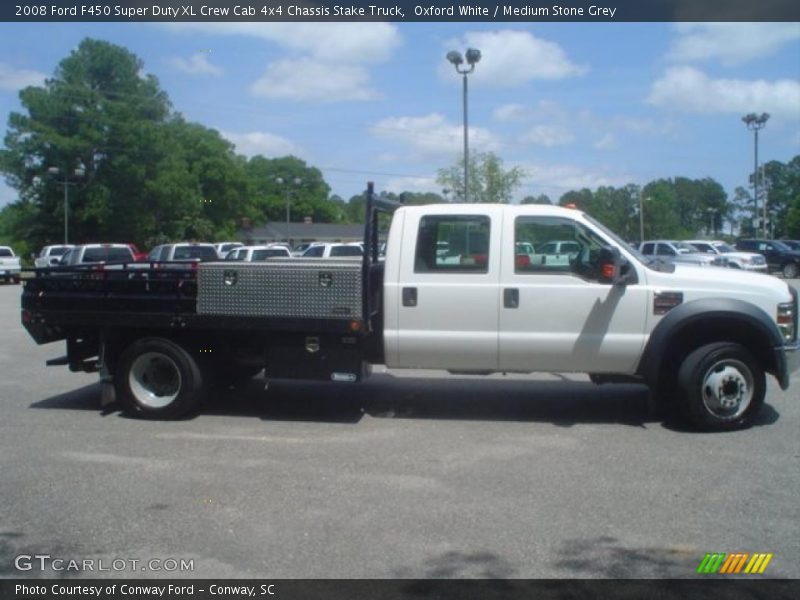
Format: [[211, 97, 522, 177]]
[[515, 254, 531, 269]]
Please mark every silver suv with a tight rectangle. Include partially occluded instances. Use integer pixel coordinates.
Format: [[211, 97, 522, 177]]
[[637, 240, 726, 267]]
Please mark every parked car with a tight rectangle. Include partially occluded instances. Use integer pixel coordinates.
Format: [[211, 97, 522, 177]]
[[57, 244, 135, 266], [35, 244, 74, 268], [292, 242, 317, 256], [224, 245, 292, 261], [685, 240, 768, 272], [213, 242, 243, 259], [147, 243, 220, 263], [0, 246, 22, 283], [736, 239, 800, 279], [638, 240, 726, 267], [127, 244, 148, 262], [301, 243, 363, 258]]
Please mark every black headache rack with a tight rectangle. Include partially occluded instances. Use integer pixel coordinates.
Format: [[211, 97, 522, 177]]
[[361, 181, 401, 343]]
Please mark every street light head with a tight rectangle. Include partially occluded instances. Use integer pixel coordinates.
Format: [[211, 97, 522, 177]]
[[47, 166, 60, 176], [465, 48, 482, 65], [293, 177, 302, 185], [74, 168, 85, 178], [757, 113, 770, 125], [275, 176, 284, 185], [741, 113, 757, 125], [446, 50, 463, 66]]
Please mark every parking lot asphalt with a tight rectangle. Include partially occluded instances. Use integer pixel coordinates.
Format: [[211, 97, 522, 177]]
[[1, 280, 798, 579]]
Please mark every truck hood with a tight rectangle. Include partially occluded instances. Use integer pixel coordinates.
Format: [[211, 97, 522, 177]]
[[645, 263, 793, 305]]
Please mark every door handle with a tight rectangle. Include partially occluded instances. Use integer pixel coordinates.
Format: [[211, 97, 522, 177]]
[[504, 288, 519, 309], [402, 287, 417, 307]]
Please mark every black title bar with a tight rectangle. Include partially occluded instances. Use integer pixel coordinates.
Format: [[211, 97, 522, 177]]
[[4, 0, 800, 22]]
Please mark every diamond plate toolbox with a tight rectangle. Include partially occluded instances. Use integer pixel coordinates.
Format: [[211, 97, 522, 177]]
[[197, 260, 362, 319]]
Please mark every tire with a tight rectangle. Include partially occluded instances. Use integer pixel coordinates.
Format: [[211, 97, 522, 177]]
[[115, 337, 205, 419], [782, 262, 798, 279], [677, 342, 765, 431]]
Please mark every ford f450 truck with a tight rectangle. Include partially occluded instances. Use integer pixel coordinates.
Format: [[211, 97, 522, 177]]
[[21, 184, 799, 431]]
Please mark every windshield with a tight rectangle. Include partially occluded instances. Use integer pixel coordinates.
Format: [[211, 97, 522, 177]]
[[713, 242, 736, 253]]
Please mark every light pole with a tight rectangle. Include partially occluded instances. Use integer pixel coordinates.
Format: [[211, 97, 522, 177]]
[[446, 47, 481, 202], [47, 166, 85, 244], [741, 112, 769, 238], [275, 176, 302, 245]]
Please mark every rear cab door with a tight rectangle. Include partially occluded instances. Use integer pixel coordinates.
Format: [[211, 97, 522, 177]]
[[388, 205, 504, 370]]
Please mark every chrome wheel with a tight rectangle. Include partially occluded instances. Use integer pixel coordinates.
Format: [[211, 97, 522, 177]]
[[128, 352, 182, 408], [700, 358, 753, 421]]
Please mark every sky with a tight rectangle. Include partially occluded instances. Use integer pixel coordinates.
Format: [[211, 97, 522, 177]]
[[0, 21, 798, 209]]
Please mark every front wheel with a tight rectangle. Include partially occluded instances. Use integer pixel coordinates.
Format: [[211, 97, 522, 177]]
[[115, 337, 205, 419], [782, 261, 798, 279], [677, 342, 765, 431]]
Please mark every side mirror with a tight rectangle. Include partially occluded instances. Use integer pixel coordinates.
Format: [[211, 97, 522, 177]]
[[598, 246, 627, 285]]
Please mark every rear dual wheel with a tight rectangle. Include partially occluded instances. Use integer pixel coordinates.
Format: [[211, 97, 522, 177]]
[[115, 337, 205, 419]]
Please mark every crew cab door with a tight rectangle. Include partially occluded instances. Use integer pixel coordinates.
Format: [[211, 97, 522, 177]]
[[498, 214, 649, 373], [392, 207, 503, 370]]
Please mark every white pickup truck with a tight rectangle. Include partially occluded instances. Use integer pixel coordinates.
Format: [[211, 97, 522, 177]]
[[0, 246, 21, 284], [21, 185, 799, 431]]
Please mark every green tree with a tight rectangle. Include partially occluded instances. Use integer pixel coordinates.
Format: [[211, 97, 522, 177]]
[[245, 155, 339, 225], [762, 156, 800, 238], [0, 38, 258, 250], [436, 151, 525, 203]]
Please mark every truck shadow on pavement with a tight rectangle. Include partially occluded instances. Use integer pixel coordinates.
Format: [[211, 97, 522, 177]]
[[29, 374, 781, 430]]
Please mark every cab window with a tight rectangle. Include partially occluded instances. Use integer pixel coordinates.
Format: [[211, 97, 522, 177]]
[[514, 216, 607, 278], [414, 215, 490, 273]]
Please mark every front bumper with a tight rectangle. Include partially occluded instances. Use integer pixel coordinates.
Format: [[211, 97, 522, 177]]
[[777, 341, 800, 390]]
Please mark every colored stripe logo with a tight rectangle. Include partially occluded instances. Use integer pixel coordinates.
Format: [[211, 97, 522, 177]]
[[697, 553, 773, 574]]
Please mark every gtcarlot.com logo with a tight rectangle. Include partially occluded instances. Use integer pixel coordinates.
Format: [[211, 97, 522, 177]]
[[15, 554, 194, 573], [697, 552, 773, 575]]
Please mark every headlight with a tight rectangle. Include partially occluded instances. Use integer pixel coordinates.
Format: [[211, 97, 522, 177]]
[[778, 302, 796, 342]]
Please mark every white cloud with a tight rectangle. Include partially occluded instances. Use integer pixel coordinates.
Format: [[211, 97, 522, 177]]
[[384, 176, 439, 195], [668, 23, 800, 66], [493, 100, 569, 122], [440, 30, 587, 87], [0, 62, 46, 91], [162, 23, 401, 64], [370, 113, 500, 157], [250, 58, 379, 102], [219, 129, 303, 158], [518, 163, 633, 194], [170, 52, 222, 76], [648, 66, 800, 120], [523, 125, 574, 147], [594, 134, 618, 150]]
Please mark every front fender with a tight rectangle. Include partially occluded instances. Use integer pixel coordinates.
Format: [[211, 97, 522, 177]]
[[636, 297, 785, 389]]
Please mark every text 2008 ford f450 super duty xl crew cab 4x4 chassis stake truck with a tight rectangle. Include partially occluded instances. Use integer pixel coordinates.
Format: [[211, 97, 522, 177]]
[[21, 184, 799, 431]]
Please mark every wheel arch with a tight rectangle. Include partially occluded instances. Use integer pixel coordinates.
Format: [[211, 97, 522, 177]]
[[637, 298, 784, 394]]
